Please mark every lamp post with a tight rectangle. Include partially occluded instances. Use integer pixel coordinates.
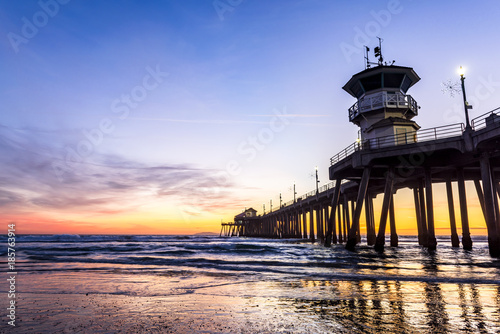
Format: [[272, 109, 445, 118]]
[[293, 182, 297, 203], [315, 166, 320, 194], [459, 66, 472, 129]]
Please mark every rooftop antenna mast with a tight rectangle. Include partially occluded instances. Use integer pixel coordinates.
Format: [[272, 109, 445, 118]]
[[364, 46, 371, 69], [374, 37, 383, 66]]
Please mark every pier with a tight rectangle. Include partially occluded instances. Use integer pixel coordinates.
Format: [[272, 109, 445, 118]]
[[223, 59, 500, 257]]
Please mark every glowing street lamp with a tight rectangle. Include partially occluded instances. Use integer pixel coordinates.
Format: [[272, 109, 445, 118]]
[[459, 66, 473, 129]]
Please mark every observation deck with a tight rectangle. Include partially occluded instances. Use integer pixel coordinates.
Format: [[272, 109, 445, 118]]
[[348, 92, 418, 123]]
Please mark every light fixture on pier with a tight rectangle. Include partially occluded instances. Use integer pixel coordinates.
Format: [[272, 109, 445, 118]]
[[293, 182, 297, 203], [315, 166, 320, 194], [458, 66, 473, 129]]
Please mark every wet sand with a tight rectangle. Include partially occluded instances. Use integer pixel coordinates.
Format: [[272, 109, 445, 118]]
[[2, 270, 499, 333], [2, 271, 342, 333]]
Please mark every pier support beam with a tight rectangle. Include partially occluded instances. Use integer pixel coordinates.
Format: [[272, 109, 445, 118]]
[[326, 187, 339, 245], [457, 168, 473, 250], [413, 188, 423, 245], [493, 180, 500, 233], [346, 167, 371, 251], [324, 206, 329, 242], [366, 193, 376, 246], [480, 155, 500, 257], [474, 179, 487, 221], [446, 178, 460, 247], [296, 212, 300, 237], [389, 194, 398, 247], [302, 211, 308, 239], [338, 207, 343, 244], [340, 201, 346, 242], [425, 168, 437, 250], [325, 180, 341, 246], [309, 208, 315, 243], [344, 196, 351, 241], [418, 179, 429, 247], [375, 168, 395, 252], [353, 200, 361, 243], [418, 180, 429, 247], [317, 207, 323, 243]]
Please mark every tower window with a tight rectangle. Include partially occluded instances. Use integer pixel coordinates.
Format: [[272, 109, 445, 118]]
[[384, 73, 404, 88], [351, 80, 364, 98], [360, 73, 382, 92], [400, 75, 412, 92]]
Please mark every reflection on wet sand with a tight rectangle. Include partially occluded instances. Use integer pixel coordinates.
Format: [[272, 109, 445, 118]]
[[281, 279, 499, 333]]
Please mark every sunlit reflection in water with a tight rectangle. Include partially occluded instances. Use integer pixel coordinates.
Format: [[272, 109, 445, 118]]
[[280, 279, 500, 333]]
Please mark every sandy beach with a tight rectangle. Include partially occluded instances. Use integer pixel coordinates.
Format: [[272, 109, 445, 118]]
[[2, 271, 347, 333], [3, 268, 500, 333]]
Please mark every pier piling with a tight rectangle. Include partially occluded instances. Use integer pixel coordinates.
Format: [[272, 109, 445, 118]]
[[445, 178, 460, 247], [389, 194, 398, 247], [457, 168, 473, 250], [425, 168, 437, 250], [346, 167, 371, 251], [375, 168, 395, 252]]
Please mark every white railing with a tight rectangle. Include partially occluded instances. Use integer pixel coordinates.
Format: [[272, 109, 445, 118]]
[[349, 92, 418, 121]]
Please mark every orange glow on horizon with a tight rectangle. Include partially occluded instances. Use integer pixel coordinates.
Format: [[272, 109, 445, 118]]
[[3, 181, 490, 236]]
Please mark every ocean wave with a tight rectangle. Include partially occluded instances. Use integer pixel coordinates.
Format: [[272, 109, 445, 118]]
[[11, 234, 500, 287]]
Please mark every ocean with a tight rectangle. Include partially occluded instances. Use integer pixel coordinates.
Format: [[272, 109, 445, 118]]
[[2, 234, 500, 333]]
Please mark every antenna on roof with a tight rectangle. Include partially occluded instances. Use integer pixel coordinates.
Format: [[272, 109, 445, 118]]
[[364, 38, 395, 68], [364, 46, 371, 69], [374, 37, 383, 66], [366, 37, 396, 67]]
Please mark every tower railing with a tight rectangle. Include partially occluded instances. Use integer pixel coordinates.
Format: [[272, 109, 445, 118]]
[[349, 92, 419, 121], [330, 123, 465, 165]]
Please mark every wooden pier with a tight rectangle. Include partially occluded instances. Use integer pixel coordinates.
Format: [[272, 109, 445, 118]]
[[223, 62, 500, 257]]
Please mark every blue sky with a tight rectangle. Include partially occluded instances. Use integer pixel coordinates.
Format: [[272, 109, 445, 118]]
[[1, 0, 500, 233]]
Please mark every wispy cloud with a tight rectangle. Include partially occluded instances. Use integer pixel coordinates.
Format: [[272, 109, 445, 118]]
[[126, 115, 335, 127], [0, 125, 250, 220], [249, 114, 329, 118], [126, 117, 272, 125]]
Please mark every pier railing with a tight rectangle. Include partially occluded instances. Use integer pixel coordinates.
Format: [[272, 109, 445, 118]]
[[281, 181, 338, 208], [278, 180, 356, 209], [330, 123, 465, 165], [471, 107, 500, 131]]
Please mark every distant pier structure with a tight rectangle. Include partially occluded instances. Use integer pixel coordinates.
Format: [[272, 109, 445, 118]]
[[223, 59, 500, 257]]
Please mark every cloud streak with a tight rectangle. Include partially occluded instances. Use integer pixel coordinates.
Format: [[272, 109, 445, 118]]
[[0, 125, 250, 223]]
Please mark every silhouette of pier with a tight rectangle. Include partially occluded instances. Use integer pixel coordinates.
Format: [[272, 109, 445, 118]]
[[223, 60, 500, 257]]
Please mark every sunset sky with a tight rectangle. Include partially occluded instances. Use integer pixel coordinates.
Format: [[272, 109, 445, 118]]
[[1, 0, 500, 235]]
